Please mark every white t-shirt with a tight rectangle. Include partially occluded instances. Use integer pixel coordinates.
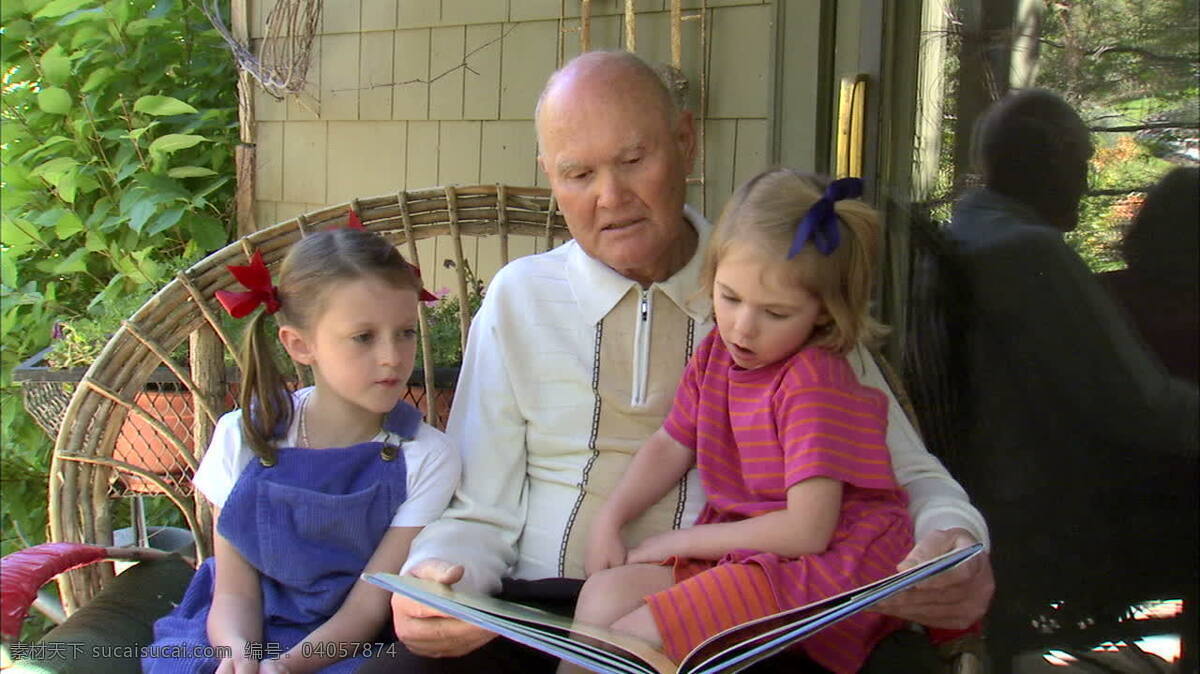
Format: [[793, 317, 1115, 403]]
[[193, 387, 460, 528]]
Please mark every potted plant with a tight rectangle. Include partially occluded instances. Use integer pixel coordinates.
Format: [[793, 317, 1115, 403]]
[[407, 259, 485, 428]]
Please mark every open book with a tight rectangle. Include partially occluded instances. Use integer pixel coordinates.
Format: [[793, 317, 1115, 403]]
[[364, 542, 983, 674]]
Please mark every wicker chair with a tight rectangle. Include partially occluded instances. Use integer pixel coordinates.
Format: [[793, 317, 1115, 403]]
[[47, 185, 568, 613]]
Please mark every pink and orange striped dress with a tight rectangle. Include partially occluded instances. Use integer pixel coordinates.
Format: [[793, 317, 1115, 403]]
[[646, 330, 913, 673]]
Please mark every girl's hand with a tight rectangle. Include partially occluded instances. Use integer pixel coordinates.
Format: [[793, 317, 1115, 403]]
[[584, 521, 627, 576], [627, 530, 691, 564], [258, 658, 291, 674], [216, 654, 259, 674]]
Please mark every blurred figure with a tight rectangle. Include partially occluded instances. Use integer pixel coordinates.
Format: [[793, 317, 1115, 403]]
[[946, 89, 1198, 670], [1101, 166, 1200, 383]]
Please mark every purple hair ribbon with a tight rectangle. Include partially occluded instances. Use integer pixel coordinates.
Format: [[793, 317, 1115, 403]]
[[787, 177, 864, 258]]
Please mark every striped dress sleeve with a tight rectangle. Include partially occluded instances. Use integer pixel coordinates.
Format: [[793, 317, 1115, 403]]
[[775, 348, 896, 491], [662, 330, 717, 450]]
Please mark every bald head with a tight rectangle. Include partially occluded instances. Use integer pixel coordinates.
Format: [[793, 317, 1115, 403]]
[[535, 51, 679, 151], [973, 89, 1093, 231]]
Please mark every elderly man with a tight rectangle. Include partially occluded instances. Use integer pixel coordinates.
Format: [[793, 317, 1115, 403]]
[[373, 51, 993, 672], [946, 89, 1198, 668]]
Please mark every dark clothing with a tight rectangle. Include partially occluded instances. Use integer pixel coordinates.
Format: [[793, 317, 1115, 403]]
[[1100, 269, 1199, 384], [946, 188, 1199, 663]]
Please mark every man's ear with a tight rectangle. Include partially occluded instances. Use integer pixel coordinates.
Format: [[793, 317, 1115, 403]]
[[675, 109, 697, 169], [537, 153, 549, 180], [278, 325, 314, 365]]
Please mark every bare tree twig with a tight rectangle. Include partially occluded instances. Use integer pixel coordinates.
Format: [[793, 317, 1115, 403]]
[[1086, 186, 1154, 197], [1039, 38, 1198, 64], [1090, 121, 1200, 132], [332, 25, 516, 94]]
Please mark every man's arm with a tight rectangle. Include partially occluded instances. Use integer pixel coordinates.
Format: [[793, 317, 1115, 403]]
[[391, 276, 531, 657], [402, 282, 529, 594], [848, 345, 990, 547], [975, 229, 1198, 454], [848, 346, 994, 629]]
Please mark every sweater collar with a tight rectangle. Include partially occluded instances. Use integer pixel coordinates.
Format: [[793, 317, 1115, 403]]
[[567, 205, 712, 326], [953, 188, 1062, 238]]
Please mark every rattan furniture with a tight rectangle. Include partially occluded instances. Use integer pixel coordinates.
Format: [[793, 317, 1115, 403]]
[[48, 184, 568, 612]]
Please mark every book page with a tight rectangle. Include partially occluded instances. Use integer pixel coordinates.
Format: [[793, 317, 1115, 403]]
[[365, 574, 679, 674], [678, 542, 984, 673]]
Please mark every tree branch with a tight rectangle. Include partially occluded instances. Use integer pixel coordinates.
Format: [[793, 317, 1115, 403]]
[[1089, 121, 1200, 132], [1039, 38, 1198, 64], [1086, 186, 1154, 197]]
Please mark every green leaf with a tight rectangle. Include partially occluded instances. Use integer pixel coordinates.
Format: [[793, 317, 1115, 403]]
[[4, 20, 33, 42], [148, 133, 207, 156], [133, 95, 198, 117], [80, 66, 114, 92], [0, 289, 44, 308], [1, 253, 18, 288], [1, 0, 25, 22], [85, 229, 107, 252], [105, 0, 130, 27], [187, 216, 227, 251], [55, 211, 85, 239], [52, 247, 90, 274], [88, 273, 128, 310], [70, 24, 107, 48], [126, 125, 155, 141], [21, 135, 72, 164], [36, 87, 72, 115], [57, 6, 105, 26], [128, 198, 157, 232], [166, 166, 217, 178], [56, 170, 79, 203], [145, 206, 185, 235], [40, 45, 72, 85], [33, 0, 94, 20], [0, 216, 42, 252], [30, 156, 78, 182], [1, 163, 37, 191], [134, 173, 190, 201], [125, 17, 166, 37]]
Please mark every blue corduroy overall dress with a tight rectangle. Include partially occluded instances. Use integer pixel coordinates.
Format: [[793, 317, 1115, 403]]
[[143, 400, 421, 673]]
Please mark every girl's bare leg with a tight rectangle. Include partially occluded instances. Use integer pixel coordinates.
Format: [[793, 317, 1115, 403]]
[[609, 604, 662, 648], [558, 564, 674, 674]]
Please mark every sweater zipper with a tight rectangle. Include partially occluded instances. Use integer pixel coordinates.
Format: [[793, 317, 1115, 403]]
[[631, 288, 652, 407]]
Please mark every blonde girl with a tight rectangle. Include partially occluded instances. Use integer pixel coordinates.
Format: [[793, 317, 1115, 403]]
[[145, 227, 460, 674], [575, 170, 913, 673]]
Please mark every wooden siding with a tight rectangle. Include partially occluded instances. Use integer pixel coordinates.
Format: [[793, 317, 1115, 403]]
[[248, 0, 783, 292]]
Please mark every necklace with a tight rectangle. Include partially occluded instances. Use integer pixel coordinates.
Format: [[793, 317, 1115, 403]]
[[298, 394, 312, 447]]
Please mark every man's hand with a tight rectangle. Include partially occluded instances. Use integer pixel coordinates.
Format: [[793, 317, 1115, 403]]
[[584, 521, 627, 576], [391, 559, 498, 658], [874, 528, 994, 629]]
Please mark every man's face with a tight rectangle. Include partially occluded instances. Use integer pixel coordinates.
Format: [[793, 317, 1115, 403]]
[[538, 78, 696, 285]]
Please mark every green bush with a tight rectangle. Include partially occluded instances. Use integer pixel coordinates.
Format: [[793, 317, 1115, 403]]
[[0, 0, 238, 596]]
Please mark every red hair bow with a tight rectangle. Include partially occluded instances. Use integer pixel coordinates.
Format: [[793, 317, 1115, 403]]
[[341, 211, 438, 302], [411, 265, 438, 302], [215, 251, 282, 318]]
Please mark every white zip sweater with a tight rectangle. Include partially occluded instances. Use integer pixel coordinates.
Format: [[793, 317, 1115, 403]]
[[404, 207, 988, 594]]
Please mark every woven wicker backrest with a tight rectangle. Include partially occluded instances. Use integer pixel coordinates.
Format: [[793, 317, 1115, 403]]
[[49, 185, 568, 611]]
